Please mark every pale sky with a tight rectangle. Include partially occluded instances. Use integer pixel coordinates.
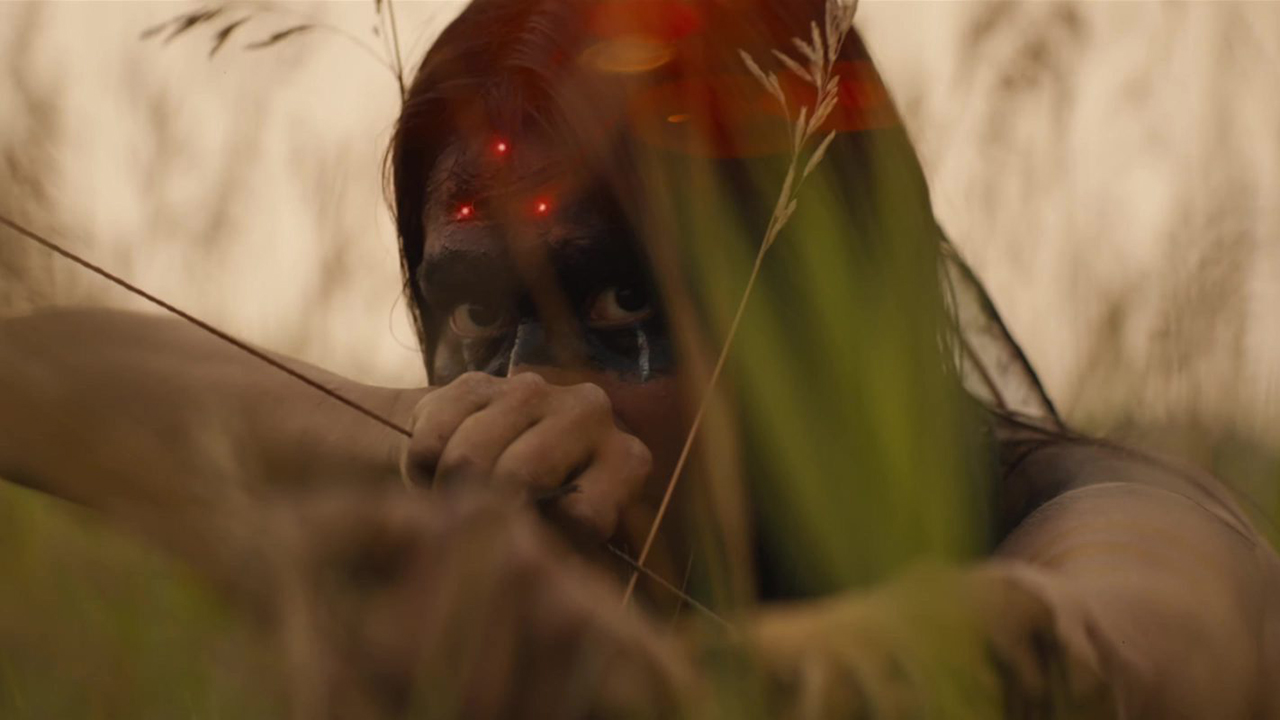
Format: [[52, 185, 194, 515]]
[[4, 1, 1279, 452]]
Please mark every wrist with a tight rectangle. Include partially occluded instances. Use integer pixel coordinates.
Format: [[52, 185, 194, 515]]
[[350, 384, 428, 489], [260, 382, 426, 492]]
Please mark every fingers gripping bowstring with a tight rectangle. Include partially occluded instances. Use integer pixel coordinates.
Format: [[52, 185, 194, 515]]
[[1, 213, 726, 626]]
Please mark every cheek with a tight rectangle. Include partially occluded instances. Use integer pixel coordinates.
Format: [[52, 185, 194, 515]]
[[597, 375, 685, 492], [582, 324, 674, 382]]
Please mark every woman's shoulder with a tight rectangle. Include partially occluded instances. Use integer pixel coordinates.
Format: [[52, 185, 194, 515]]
[[987, 410, 1265, 546]]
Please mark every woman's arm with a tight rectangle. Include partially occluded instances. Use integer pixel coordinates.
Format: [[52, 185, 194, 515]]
[[741, 442, 1279, 718], [994, 477, 1277, 718], [0, 308, 653, 586], [0, 308, 419, 517]]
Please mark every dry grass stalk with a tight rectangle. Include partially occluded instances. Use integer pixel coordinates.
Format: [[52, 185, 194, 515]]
[[142, 1, 408, 100], [623, 0, 862, 606]]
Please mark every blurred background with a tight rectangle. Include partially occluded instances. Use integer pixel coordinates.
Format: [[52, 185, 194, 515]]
[[2, 0, 1278, 715]]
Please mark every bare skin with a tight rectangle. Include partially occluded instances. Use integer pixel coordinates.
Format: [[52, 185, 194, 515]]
[[7, 306, 1278, 717], [275, 487, 695, 720], [4, 138, 1280, 718], [399, 134, 692, 553], [400, 371, 653, 544], [0, 309, 693, 716]]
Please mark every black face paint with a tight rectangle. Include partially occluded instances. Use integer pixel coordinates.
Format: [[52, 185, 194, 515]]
[[508, 321, 555, 369], [465, 316, 674, 383], [580, 318, 674, 382], [419, 136, 679, 384]]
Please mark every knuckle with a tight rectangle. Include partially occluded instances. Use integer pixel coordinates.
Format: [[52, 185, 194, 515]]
[[407, 391, 440, 427], [455, 370, 493, 387], [570, 382, 611, 413], [452, 370, 495, 397], [508, 371, 547, 391], [435, 448, 480, 482], [406, 422, 447, 463], [424, 371, 495, 412], [492, 459, 544, 493], [617, 434, 653, 477], [503, 372, 547, 407]]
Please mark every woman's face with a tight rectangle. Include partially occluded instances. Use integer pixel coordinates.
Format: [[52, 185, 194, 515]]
[[414, 133, 687, 505]]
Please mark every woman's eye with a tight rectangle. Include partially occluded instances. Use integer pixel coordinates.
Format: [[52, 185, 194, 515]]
[[449, 302, 511, 338], [586, 285, 653, 328]]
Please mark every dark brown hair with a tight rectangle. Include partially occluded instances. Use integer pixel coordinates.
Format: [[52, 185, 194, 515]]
[[387, 0, 918, 363], [388, 0, 1026, 596]]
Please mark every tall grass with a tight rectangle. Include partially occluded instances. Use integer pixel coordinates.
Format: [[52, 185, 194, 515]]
[[2, 1, 1280, 717], [0, 482, 277, 718]]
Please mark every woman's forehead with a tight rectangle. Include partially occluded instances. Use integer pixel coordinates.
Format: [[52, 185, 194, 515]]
[[419, 134, 644, 283], [426, 134, 602, 217]]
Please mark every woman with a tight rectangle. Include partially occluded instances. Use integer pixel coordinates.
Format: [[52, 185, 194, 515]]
[[2, 0, 1276, 716]]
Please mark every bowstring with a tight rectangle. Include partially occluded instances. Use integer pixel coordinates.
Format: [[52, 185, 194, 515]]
[[2, 213, 729, 627], [1, 215, 411, 443]]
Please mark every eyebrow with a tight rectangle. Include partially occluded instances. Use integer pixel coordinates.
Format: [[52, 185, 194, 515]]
[[551, 231, 643, 281], [417, 231, 647, 312], [417, 246, 514, 311]]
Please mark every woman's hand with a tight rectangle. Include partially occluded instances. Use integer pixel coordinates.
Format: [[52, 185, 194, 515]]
[[399, 371, 652, 544], [272, 487, 693, 720]]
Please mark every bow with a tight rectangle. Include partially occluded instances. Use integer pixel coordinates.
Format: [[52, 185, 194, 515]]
[[0, 211, 729, 630]]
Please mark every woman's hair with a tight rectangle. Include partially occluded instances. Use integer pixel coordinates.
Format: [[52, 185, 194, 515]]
[[387, 0, 1056, 595], [388, 0, 919, 358]]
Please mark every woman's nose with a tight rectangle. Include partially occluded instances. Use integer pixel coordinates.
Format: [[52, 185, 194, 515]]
[[508, 321, 555, 369], [504, 320, 587, 382]]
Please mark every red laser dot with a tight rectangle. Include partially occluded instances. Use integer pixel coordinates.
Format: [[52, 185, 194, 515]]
[[534, 200, 551, 216], [456, 203, 475, 220], [494, 140, 510, 155]]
